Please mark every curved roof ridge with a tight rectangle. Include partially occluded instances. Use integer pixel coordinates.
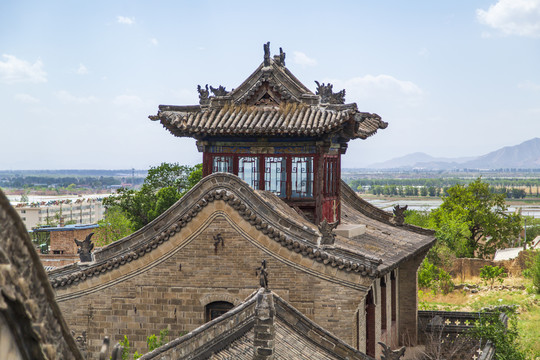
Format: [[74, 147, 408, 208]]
[[49, 174, 383, 290], [0, 190, 84, 359]]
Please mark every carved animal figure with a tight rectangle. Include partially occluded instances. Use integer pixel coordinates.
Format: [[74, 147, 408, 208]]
[[197, 84, 209, 103], [318, 219, 339, 245], [314, 81, 346, 104], [256, 259, 269, 290], [210, 85, 229, 96], [74, 232, 94, 262], [263, 41, 271, 66], [379, 342, 406, 360], [392, 205, 408, 226]]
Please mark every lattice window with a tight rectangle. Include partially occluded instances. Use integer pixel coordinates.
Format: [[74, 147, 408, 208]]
[[324, 156, 338, 196], [212, 156, 233, 173], [291, 156, 313, 198], [238, 156, 260, 190], [264, 157, 287, 197]]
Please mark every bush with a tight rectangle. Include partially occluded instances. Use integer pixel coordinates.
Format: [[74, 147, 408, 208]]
[[479, 265, 507, 289], [418, 259, 454, 295], [469, 307, 526, 360], [528, 251, 540, 294]]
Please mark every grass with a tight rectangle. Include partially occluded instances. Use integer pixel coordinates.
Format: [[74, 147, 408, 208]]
[[419, 276, 540, 358]]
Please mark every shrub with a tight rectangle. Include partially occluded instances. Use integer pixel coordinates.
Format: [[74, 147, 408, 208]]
[[479, 265, 507, 289], [528, 250, 540, 294], [418, 259, 454, 295]]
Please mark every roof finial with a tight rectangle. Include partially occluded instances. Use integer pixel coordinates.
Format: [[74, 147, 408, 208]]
[[263, 42, 271, 66], [256, 259, 269, 291]]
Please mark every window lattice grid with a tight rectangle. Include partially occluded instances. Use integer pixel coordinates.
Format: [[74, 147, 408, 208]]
[[238, 156, 260, 190], [291, 156, 314, 198], [212, 156, 233, 173], [264, 157, 287, 197]]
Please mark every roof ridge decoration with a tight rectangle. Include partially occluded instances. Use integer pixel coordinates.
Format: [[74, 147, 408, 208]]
[[49, 175, 382, 290], [150, 42, 388, 140]]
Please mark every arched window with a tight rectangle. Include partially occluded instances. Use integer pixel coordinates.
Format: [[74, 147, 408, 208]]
[[205, 301, 234, 322]]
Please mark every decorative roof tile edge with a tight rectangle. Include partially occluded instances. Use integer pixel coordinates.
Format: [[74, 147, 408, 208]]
[[0, 189, 85, 359], [49, 175, 380, 289]]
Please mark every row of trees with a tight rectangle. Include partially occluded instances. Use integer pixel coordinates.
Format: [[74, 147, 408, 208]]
[[93, 163, 202, 246], [362, 184, 528, 199]]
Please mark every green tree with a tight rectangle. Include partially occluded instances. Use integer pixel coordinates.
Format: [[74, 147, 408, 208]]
[[104, 163, 202, 230], [479, 265, 507, 289], [93, 206, 134, 247], [431, 178, 522, 258]]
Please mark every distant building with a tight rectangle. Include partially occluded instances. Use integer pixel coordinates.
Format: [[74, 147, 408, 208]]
[[14, 197, 106, 230], [32, 223, 99, 268]]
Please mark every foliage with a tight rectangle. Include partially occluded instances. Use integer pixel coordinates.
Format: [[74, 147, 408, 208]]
[[93, 206, 134, 247], [147, 329, 169, 352], [526, 250, 540, 294], [479, 265, 507, 289], [469, 308, 526, 360], [431, 178, 522, 258], [104, 163, 202, 230], [119, 335, 130, 360], [418, 259, 454, 295]]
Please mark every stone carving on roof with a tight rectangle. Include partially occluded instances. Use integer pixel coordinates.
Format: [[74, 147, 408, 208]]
[[0, 190, 84, 359], [315, 81, 346, 104], [318, 219, 339, 245], [209, 85, 229, 97], [197, 84, 210, 105], [391, 205, 408, 226], [75, 232, 94, 262], [256, 259, 269, 291], [379, 342, 406, 360], [274, 47, 286, 66], [263, 41, 271, 66]]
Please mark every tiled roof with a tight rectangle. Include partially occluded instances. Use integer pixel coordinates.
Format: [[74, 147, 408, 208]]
[[138, 289, 374, 360], [339, 181, 436, 274], [153, 103, 385, 139]]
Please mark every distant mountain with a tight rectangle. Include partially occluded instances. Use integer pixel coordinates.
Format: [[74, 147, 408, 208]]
[[460, 138, 540, 169], [367, 138, 540, 170], [367, 152, 475, 169]]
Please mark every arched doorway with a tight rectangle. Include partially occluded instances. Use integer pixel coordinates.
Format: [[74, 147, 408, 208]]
[[205, 301, 234, 322]]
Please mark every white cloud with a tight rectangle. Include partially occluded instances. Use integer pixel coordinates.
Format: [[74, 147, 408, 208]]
[[292, 51, 317, 66], [477, 0, 540, 37], [77, 63, 88, 75], [150, 38, 158, 46], [330, 74, 424, 108], [14, 93, 40, 103], [55, 90, 98, 104], [0, 54, 47, 84], [117, 16, 135, 25]]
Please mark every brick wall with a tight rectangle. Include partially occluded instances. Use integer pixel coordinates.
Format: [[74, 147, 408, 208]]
[[56, 207, 370, 358]]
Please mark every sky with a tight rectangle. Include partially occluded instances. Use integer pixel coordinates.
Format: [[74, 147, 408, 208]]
[[1, 0, 539, 170]]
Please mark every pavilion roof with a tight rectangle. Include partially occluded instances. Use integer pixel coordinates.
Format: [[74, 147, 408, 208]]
[[150, 43, 387, 141]]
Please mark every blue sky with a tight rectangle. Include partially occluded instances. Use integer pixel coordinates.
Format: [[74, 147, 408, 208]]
[[1, 0, 539, 169]]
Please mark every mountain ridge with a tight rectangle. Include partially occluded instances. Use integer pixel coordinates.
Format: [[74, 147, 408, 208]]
[[367, 138, 540, 170]]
